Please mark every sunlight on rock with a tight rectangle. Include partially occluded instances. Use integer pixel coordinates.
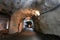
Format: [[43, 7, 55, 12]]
[[35, 10, 40, 16]]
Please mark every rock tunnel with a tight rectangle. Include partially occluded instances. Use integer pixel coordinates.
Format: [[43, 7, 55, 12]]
[[0, 0, 60, 37], [9, 9, 41, 34]]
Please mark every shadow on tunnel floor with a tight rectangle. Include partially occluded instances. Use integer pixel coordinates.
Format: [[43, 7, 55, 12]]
[[36, 31, 60, 40], [0, 31, 60, 40]]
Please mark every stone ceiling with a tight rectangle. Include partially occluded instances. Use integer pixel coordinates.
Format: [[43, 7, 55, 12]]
[[0, 0, 60, 15]]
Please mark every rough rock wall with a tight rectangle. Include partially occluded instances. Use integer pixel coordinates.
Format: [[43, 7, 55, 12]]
[[40, 6, 60, 36], [9, 9, 26, 34], [9, 9, 39, 34]]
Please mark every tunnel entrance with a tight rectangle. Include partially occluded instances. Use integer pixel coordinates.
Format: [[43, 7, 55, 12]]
[[9, 9, 40, 34]]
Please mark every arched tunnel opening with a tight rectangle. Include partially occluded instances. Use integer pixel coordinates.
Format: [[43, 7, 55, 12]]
[[9, 9, 41, 34]]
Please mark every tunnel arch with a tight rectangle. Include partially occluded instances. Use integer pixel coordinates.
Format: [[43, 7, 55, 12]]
[[9, 9, 41, 34]]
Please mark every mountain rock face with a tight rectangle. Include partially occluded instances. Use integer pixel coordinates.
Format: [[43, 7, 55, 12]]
[[40, 6, 60, 36]]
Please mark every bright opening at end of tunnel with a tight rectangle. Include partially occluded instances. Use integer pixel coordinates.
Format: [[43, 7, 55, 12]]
[[23, 16, 34, 32]]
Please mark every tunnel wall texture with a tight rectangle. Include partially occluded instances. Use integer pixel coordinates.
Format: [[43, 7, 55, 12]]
[[40, 6, 60, 36], [9, 9, 40, 34]]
